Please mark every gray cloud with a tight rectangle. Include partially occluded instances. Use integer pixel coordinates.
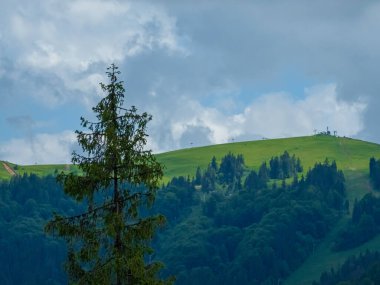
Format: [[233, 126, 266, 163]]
[[145, 1, 380, 143], [1, 0, 380, 163], [6, 115, 35, 132], [179, 125, 213, 149], [0, 131, 76, 165]]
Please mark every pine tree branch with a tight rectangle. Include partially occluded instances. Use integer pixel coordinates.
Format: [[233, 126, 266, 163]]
[[50, 192, 152, 225]]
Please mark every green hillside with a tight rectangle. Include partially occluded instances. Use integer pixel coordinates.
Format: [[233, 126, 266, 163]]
[[156, 135, 380, 182], [0, 162, 11, 180], [0, 162, 76, 180], [283, 170, 374, 285], [2, 135, 380, 284], [2, 135, 380, 182]]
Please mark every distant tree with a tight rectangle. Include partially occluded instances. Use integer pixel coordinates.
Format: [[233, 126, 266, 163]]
[[269, 156, 281, 179], [258, 162, 269, 186], [202, 164, 217, 193], [269, 151, 302, 180], [218, 152, 245, 185], [45, 64, 172, 285], [244, 170, 259, 191], [195, 166, 202, 185], [370, 157, 376, 178], [296, 157, 303, 172], [280, 151, 291, 178], [210, 156, 218, 172], [369, 157, 380, 190]]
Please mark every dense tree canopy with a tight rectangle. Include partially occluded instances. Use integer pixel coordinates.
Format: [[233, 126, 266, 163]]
[[314, 250, 380, 285], [334, 193, 380, 251], [155, 155, 346, 284], [369, 157, 380, 190], [0, 150, 360, 285], [45, 64, 170, 285]]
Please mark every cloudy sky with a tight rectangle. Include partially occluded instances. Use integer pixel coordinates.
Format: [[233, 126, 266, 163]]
[[0, 0, 379, 164]]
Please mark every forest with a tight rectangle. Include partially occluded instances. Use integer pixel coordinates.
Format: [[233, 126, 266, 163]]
[[334, 193, 380, 251], [313, 250, 380, 285], [0, 151, 365, 284], [154, 153, 346, 284]]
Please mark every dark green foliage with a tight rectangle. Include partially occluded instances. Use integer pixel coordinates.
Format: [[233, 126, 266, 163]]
[[244, 170, 259, 191], [244, 169, 267, 191], [258, 162, 269, 183], [0, 151, 349, 285], [305, 160, 345, 209], [334, 193, 380, 251], [313, 250, 380, 285], [45, 65, 170, 285], [192, 162, 218, 193], [210, 156, 218, 171], [244, 162, 269, 192], [155, 156, 346, 284], [369, 157, 380, 189], [201, 164, 217, 193], [218, 152, 245, 185], [0, 174, 81, 284], [269, 151, 303, 179], [156, 176, 196, 223], [195, 167, 202, 185]]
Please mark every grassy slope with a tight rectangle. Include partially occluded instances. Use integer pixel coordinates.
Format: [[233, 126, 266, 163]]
[[156, 135, 380, 181], [2, 135, 380, 284], [0, 163, 76, 180], [0, 162, 12, 180], [156, 135, 380, 284], [3, 135, 380, 181]]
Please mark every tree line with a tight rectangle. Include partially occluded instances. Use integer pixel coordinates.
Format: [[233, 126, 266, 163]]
[[193, 150, 303, 194]]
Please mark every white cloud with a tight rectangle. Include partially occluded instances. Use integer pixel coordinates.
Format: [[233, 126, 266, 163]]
[[0, 131, 76, 165], [0, 84, 366, 164], [148, 83, 367, 153], [235, 84, 366, 139], [238, 84, 366, 138], [1, 0, 185, 107], [1, 0, 379, 159]]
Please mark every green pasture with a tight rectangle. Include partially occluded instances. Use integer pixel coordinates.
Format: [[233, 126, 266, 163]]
[[2, 135, 380, 183], [0, 162, 78, 180], [156, 135, 380, 182], [0, 162, 11, 180]]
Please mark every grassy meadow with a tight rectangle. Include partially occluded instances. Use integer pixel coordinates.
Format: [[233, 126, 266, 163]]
[[2, 135, 380, 182], [156, 135, 380, 182]]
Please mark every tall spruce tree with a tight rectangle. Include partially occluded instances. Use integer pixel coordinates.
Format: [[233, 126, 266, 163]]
[[45, 64, 171, 285]]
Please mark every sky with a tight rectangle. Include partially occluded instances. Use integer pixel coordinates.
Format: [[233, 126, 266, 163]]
[[0, 0, 379, 165]]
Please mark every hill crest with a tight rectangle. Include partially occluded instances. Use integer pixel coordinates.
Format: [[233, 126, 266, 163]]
[[2, 135, 380, 181]]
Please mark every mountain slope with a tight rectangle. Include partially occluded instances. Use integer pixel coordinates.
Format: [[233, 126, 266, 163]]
[[2, 136, 380, 182], [158, 135, 380, 284], [2, 135, 380, 284], [156, 135, 380, 182], [284, 170, 378, 285]]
